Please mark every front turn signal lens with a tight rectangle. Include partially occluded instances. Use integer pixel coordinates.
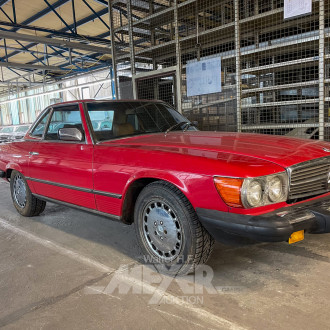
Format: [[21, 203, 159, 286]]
[[288, 230, 304, 244], [214, 177, 243, 208]]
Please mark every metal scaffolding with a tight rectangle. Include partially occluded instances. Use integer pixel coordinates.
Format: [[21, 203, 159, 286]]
[[109, 0, 330, 140]]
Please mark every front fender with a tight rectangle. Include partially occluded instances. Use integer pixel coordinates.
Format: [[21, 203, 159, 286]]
[[6, 163, 23, 173], [5, 163, 23, 179], [121, 169, 229, 213], [123, 170, 187, 194]]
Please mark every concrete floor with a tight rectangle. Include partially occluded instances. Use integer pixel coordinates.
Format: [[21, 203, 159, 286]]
[[0, 180, 329, 330]]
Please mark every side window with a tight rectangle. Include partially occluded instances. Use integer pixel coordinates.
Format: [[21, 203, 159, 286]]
[[45, 106, 84, 141], [30, 110, 51, 138]]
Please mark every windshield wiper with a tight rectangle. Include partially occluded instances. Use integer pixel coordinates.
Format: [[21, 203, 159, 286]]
[[165, 121, 190, 134]]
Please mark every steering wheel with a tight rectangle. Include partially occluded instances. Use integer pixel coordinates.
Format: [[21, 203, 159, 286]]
[[100, 121, 112, 130]]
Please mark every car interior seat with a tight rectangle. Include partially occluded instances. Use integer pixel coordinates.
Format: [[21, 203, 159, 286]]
[[112, 111, 135, 137]]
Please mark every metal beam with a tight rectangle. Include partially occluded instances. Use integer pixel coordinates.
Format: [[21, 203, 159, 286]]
[[0, 0, 10, 6], [71, 0, 77, 33], [127, 0, 136, 76], [48, 45, 102, 62], [0, 21, 110, 44], [0, 30, 112, 54], [82, 0, 109, 30], [0, 57, 33, 81], [0, 61, 68, 72], [0, 81, 43, 85], [43, 0, 75, 34], [108, 0, 118, 98], [94, 0, 145, 22], [3, 7, 111, 61], [12, 0, 70, 29], [0, 9, 50, 66], [11, 0, 16, 24], [0, 7, 12, 23], [319, 0, 325, 141], [234, 0, 241, 133], [174, 0, 182, 112], [0, 0, 113, 78]]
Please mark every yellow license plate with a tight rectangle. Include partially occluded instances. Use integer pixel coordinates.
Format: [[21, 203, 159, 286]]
[[288, 230, 304, 244]]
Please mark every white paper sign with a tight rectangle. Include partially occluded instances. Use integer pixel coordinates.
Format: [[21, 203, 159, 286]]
[[284, 0, 312, 19], [186, 57, 221, 97]]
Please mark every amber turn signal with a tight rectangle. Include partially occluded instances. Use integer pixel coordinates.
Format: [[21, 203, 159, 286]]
[[288, 230, 304, 244], [214, 177, 243, 208]]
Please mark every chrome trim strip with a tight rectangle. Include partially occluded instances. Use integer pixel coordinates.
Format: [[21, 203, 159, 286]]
[[93, 190, 122, 199], [33, 194, 121, 221], [26, 177, 122, 199]]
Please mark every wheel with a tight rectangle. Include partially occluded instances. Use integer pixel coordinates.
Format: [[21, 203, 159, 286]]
[[134, 181, 214, 276], [10, 170, 46, 217]]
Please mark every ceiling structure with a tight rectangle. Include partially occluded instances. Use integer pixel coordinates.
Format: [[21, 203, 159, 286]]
[[0, 0, 120, 95], [0, 0, 177, 97]]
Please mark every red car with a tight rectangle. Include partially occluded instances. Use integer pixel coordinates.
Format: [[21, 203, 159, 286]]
[[1, 100, 330, 275]]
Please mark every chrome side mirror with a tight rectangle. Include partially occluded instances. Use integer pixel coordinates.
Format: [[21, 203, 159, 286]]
[[192, 121, 199, 128], [58, 128, 83, 142]]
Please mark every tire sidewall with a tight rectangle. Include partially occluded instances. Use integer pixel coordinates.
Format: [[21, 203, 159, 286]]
[[10, 170, 34, 216], [134, 183, 197, 275]]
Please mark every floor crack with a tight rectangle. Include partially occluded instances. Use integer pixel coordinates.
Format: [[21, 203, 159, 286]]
[[0, 272, 112, 328]]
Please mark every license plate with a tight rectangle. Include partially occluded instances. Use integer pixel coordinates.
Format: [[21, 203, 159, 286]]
[[288, 230, 304, 244]]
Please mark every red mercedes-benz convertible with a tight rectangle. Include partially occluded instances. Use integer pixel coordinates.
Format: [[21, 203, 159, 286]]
[[1, 100, 330, 275]]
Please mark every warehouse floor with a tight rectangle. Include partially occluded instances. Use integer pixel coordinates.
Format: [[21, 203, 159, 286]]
[[0, 180, 329, 330]]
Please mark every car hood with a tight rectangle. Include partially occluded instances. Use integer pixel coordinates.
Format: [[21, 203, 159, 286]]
[[101, 131, 330, 168]]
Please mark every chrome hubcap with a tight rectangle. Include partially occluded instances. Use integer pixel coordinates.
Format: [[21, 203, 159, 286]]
[[142, 200, 182, 261], [13, 175, 27, 208]]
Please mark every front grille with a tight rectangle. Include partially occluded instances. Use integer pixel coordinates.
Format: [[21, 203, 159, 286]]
[[288, 157, 330, 200]]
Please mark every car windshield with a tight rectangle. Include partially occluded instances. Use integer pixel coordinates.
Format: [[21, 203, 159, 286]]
[[16, 125, 30, 133], [2, 127, 14, 133], [87, 101, 197, 142]]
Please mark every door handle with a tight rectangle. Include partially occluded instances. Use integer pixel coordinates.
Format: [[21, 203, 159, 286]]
[[29, 152, 39, 156]]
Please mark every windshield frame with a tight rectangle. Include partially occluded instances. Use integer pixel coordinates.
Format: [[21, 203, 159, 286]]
[[84, 100, 195, 144]]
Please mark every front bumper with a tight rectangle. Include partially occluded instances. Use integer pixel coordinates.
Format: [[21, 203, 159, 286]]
[[196, 196, 330, 242]]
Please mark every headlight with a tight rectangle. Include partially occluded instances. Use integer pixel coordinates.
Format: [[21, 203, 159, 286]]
[[245, 180, 262, 207], [242, 173, 288, 208], [268, 176, 283, 202], [214, 172, 288, 208]]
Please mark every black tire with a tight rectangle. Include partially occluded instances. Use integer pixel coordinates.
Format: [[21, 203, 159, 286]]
[[10, 170, 46, 217], [134, 181, 214, 276]]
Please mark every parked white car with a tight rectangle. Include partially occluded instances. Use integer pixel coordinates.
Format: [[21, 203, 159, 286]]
[[0, 124, 30, 142], [10, 125, 31, 141], [0, 126, 15, 142]]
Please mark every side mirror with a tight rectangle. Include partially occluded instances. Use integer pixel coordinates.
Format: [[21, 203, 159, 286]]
[[58, 128, 83, 142]]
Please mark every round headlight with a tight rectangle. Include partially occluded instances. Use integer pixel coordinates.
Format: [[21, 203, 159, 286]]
[[268, 176, 283, 202], [246, 180, 262, 207]]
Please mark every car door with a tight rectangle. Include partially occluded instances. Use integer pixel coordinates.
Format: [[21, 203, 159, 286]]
[[85, 102, 125, 216], [28, 104, 96, 210]]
